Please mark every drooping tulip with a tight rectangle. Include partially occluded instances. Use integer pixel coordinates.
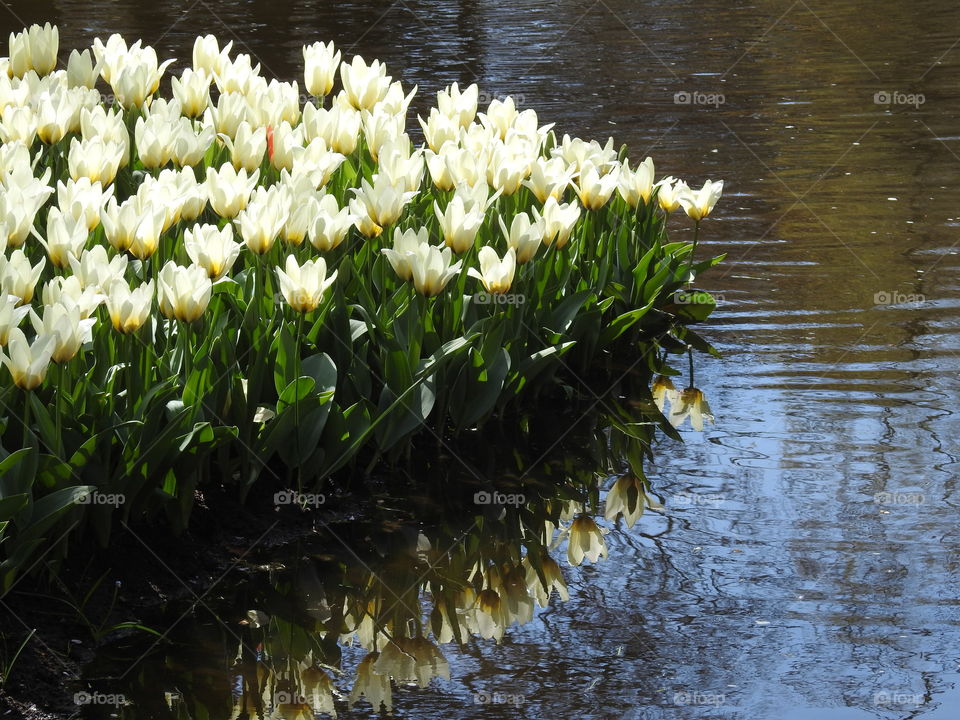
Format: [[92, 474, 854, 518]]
[[567, 515, 608, 566]]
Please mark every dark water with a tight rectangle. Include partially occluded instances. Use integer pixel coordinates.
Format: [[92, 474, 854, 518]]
[[3, 0, 960, 717]]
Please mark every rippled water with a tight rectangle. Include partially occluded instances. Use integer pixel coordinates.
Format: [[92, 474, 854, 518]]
[[3, 0, 960, 717]]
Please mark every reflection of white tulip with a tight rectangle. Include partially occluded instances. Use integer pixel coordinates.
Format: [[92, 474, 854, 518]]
[[567, 515, 608, 566]]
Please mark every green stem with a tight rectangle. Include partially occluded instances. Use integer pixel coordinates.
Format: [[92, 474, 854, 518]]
[[684, 221, 701, 281], [294, 310, 304, 491], [23, 390, 31, 449], [55, 363, 63, 458]]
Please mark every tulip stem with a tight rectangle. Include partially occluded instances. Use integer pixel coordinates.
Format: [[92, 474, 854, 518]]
[[55, 363, 63, 458], [684, 221, 701, 281], [23, 390, 31, 449], [294, 310, 304, 490]]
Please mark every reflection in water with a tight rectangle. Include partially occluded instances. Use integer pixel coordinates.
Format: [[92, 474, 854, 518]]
[[79, 378, 669, 718]]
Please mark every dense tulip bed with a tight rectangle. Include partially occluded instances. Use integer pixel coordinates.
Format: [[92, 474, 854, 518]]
[[0, 25, 723, 586]]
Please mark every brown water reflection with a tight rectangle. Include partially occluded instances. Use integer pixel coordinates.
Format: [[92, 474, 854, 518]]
[[2, 0, 960, 717]]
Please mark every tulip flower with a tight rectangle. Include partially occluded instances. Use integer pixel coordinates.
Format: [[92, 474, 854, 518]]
[[58, 177, 114, 231], [171, 68, 211, 118], [309, 194, 356, 251], [68, 136, 123, 185], [0, 294, 30, 345], [575, 162, 620, 211], [275, 255, 338, 313], [604, 474, 647, 528], [205, 164, 260, 218], [669, 387, 714, 431], [192, 34, 233, 77], [433, 195, 484, 253], [478, 96, 518, 139], [171, 119, 215, 167], [553, 134, 617, 172], [127, 205, 168, 260], [234, 186, 290, 255], [378, 141, 425, 192], [0, 105, 38, 146], [106, 279, 154, 334], [340, 55, 391, 110], [362, 109, 404, 162], [268, 122, 303, 172], [437, 82, 478, 128], [303, 41, 341, 97], [213, 52, 260, 95], [0, 328, 54, 390], [656, 177, 687, 213], [567, 515, 608, 565], [486, 145, 529, 196], [537, 196, 581, 249], [30, 302, 97, 364], [68, 246, 128, 291], [7, 23, 59, 78], [135, 114, 178, 169], [1, 176, 54, 248], [678, 179, 724, 221], [288, 137, 346, 187], [0, 249, 45, 304], [207, 91, 249, 138], [349, 175, 416, 237], [185, 224, 241, 280], [41, 276, 104, 318], [66, 48, 98, 89], [381, 227, 428, 282], [80, 106, 130, 166], [223, 121, 266, 172], [409, 242, 463, 297], [523, 157, 575, 203], [157, 262, 212, 323], [40, 208, 88, 269], [617, 156, 656, 208], [418, 108, 460, 153], [499, 212, 543, 265], [468, 246, 516, 295], [35, 89, 83, 145]]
